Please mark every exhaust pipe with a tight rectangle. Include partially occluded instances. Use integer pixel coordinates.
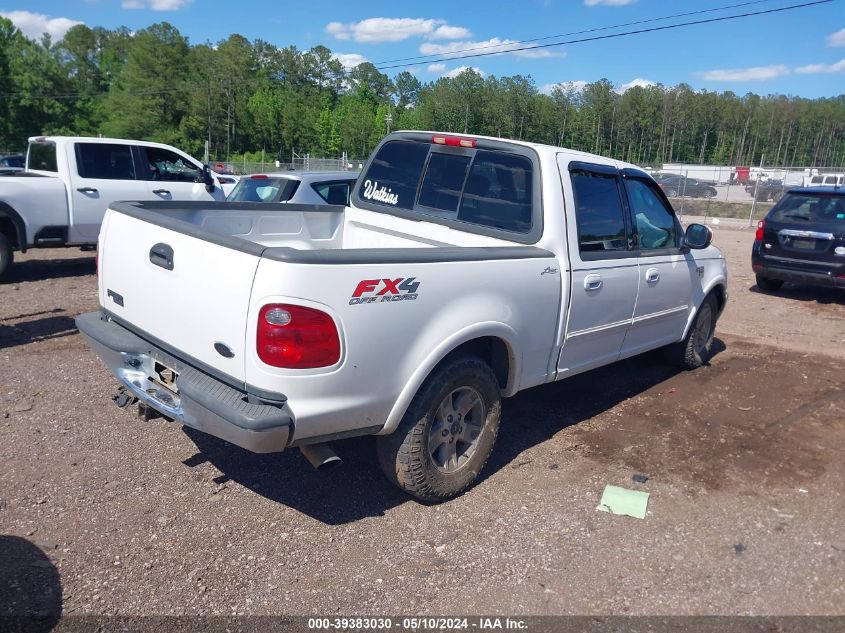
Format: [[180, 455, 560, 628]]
[[299, 443, 342, 470]]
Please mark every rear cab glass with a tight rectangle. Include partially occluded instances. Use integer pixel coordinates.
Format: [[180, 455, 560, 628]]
[[353, 134, 541, 243], [27, 141, 58, 172], [227, 176, 300, 202]]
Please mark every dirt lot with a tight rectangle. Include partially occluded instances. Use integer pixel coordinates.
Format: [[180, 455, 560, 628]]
[[1, 229, 844, 617]]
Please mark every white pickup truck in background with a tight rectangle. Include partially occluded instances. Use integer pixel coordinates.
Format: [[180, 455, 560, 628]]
[[0, 136, 229, 279], [77, 131, 728, 501]]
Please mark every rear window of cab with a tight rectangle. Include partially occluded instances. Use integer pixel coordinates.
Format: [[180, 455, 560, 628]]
[[357, 139, 535, 235]]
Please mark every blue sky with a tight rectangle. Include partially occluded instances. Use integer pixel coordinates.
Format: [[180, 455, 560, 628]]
[[2, 0, 844, 97]]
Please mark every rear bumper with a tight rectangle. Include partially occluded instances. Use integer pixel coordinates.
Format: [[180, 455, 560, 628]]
[[76, 311, 293, 453], [752, 245, 845, 288]]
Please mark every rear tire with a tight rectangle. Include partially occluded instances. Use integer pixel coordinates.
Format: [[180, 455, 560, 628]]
[[756, 275, 783, 292], [669, 294, 718, 370], [666, 188, 679, 198], [377, 356, 501, 502], [0, 232, 13, 281]]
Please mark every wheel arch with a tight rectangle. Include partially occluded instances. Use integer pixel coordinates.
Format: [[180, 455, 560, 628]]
[[0, 202, 27, 252], [378, 323, 520, 436], [682, 281, 727, 340]]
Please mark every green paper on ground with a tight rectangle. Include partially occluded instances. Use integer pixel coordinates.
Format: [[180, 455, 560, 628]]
[[596, 485, 649, 519]]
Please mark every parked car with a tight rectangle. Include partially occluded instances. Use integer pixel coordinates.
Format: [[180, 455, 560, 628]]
[[804, 173, 844, 188], [745, 178, 786, 202], [0, 153, 25, 175], [655, 173, 718, 198], [226, 171, 357, 206], [0, 136, 227, 279], [752, 187, 845, 291], [76, 131, 727, 501]]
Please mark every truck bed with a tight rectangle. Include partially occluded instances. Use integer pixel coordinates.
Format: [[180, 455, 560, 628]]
[[97, 200, 558, 444], [111, 199, 523, 256]]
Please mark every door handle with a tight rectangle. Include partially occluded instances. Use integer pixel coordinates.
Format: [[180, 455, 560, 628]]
[[149, 243, 174, 270], [646, 268, 660, 283], [153, 189, 171, 195], [584, 274, 602, 291], [76, 187, 98, 194]]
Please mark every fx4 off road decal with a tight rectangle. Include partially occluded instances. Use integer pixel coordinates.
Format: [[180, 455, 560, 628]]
[[350, 278, 421, 305]]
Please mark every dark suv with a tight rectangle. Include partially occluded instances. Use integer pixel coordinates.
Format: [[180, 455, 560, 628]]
[[752, 187, 845, 290]]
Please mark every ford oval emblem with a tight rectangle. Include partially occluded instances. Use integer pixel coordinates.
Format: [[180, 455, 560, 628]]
[[214, 342, 235, 358]]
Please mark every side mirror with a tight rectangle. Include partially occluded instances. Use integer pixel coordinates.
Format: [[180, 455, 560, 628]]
[[684, 223, 712, 250], [201, 164, 215, 193]]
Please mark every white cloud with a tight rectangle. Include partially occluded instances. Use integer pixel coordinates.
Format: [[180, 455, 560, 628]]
[[427, 63, 447, 73], [826, 28, 845, 47], [420, 37, 563, 59], [0, 10, 83, 40], [123, 0, 191, 8], [432, 25, 472, 40], [795, 59, 845, 74], [331, 53, 368, 70], [443, 65, 486, 79], [122, 0, 193, 9], [325, 17, 470, 43], [699, 64, 790, 81], [585, 0, 636, 5], [540, 80, 588, 95], [616, 77, 656, 93]]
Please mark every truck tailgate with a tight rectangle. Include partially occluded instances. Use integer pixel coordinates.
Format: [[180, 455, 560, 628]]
[[99, 209, 261, 386]]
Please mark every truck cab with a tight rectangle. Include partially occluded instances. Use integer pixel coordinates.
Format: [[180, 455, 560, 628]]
[[0, 136, 225, 279]]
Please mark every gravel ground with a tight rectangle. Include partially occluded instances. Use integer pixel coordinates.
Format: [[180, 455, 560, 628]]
[[1, 230, 843, 617]]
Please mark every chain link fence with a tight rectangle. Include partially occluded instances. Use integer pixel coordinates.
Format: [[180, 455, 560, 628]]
[[208, 153, 366, 177], [637, 163, 845, 225]]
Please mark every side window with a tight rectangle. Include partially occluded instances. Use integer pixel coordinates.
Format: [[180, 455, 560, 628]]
[[141, 147, 200, 182], [358, 141, 429, 210], [75, 143, 135, 180], [570, 169, 627, 253], [624, 178, 679, 249], [458, 151, 533, 233], [418, 153, 472, 212], [312, 181, 352, 205], [27, 142, 58, 172]]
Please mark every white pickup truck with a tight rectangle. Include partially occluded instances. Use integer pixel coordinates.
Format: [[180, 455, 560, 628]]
[[77, 131, 728, 501], [0, 136, 227, 279]]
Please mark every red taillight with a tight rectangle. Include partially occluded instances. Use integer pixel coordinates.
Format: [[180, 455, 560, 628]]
[[432, 135, 476, 148], [257, 304, 340, 369], [250, 174, 268, 180], [755, 220, 765, 242]]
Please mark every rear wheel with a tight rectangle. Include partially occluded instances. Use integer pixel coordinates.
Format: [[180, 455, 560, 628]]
[[666, 188, 679, 197], [0, 232, 13, 281], [669, 294, 718, 370], [756, 275, 784, 292], [377, 356, 501, 502]]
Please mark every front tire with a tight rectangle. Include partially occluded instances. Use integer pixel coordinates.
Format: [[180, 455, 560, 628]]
[[670, 294, 718, 370], [756, 275, 783, 291], [377, 356, 501, 502], [0, 233, 13, 281]]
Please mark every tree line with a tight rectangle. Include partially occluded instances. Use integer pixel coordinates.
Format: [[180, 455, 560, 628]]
[[1, 18, 844, 168]]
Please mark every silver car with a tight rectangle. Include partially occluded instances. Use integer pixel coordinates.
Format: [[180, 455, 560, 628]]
[[226, 171, 358, 205]]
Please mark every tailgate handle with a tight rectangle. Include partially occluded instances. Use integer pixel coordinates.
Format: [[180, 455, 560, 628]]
[[149, 243, 174, 271]]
